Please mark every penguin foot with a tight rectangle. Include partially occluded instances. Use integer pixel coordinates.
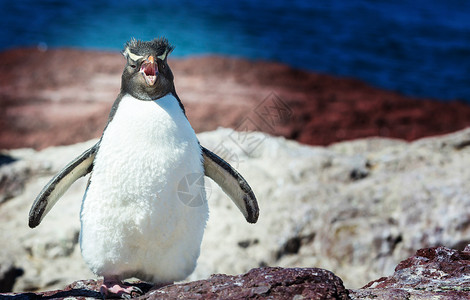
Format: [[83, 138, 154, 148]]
[[100, 284, 143, 299], [100, 276, 143, 299]]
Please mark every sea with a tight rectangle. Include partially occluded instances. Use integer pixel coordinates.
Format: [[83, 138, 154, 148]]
[[0, 0, 469, 102]]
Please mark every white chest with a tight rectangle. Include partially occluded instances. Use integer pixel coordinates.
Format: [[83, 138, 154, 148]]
[[80, 94, 208, 281], [93, 94, 202, 201]]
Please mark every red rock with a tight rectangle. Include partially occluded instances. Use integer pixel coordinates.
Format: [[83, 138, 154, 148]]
[[355, 246, 470, 299], [3, 247, 470, 299], [149, 267, 349, 300], [2, 48, 470, 150], [3, 267, 349, 299]]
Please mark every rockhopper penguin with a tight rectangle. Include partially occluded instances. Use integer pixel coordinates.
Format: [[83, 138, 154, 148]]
[[28, 37, 259, 298]]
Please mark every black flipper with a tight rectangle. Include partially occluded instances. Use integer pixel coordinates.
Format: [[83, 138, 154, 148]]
[[28, 142, 100, 228], [202, 146, 259, 223]]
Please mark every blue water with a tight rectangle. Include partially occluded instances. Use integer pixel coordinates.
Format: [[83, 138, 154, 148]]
[[1, 0, 469, 101]]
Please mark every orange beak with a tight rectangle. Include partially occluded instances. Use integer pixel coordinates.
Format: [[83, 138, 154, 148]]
[[140, 55, 157, 86]]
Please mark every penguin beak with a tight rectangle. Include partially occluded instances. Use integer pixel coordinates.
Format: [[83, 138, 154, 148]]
[[140, 55, 157, 86]]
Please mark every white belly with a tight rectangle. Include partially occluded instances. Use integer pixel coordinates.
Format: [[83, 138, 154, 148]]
[[79, 94, 208, 283]]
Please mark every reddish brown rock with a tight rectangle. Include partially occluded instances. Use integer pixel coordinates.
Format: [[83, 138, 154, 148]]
[[3, 267, 349, 299], [4, 247, 470, 299], [351, 246, 470, 299], [149, 267, 349, 300], [2, 48, 470, 150]]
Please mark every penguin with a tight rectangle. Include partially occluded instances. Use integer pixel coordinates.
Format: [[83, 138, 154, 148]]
[[28, 37, 259, 298]]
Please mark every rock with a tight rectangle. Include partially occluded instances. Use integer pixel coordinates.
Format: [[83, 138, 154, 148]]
[[182, 268, 346, 299], [3, 246, 470, 299], [2, 128, 470, 292], [0, 260, 23, 293], [350, 246, 470, 299], [0, 157, 20, 204], [2, 279, 102, 299], [3, 267, 349, 299], [151, 267, 349, 300], [2, 48, 470, 150]]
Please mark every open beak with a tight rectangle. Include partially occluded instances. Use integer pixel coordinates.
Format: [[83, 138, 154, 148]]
[[140, 55, 157, 86]]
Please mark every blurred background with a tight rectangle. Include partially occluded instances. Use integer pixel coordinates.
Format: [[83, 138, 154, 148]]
[[1, 0, 469, 101]]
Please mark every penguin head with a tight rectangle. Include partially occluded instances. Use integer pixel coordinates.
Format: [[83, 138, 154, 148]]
[[120, 37, 175, 100]]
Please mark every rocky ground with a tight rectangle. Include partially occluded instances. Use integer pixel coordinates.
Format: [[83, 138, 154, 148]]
[[2, 48, 470, 150], [4, 245, 470, 299], [1, 127, 470, 298]]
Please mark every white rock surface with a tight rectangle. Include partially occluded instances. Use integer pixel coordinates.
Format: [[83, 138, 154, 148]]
[[1, 128, 470, 291]]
